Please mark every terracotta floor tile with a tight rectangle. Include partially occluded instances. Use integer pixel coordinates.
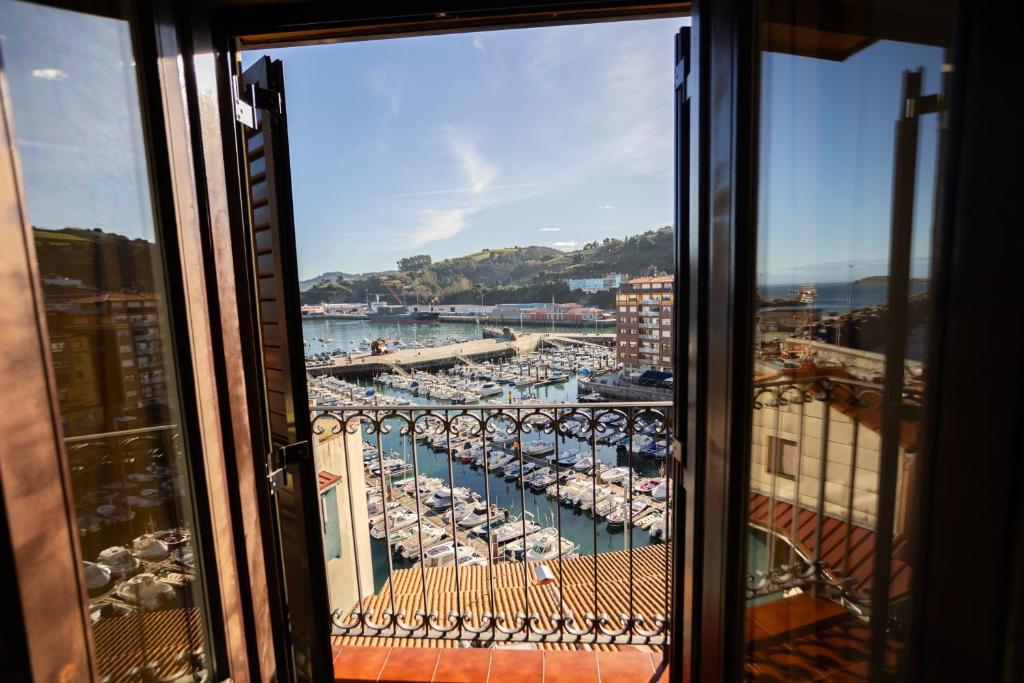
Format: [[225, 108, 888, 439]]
[[544, 650, 598, 683], [489, 649, 543, 683], [334, 646, 392, 682], [597, 649, 655, 683], [433, 648, 492, 683], [377, 647, 440, 683]]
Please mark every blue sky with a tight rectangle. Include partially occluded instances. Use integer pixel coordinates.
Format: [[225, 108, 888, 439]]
[[246, 19, 684, 279]]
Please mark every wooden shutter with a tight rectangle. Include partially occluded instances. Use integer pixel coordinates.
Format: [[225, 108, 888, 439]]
[[239, 55, 332, 683]]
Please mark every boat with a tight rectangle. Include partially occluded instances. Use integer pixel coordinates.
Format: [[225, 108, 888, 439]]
[[594, 494, 626, 518], [573, 455, 595, 471], [131, 534, 169, 561], [425, 487, 470, 510], [606, 507, 627, 528], [458, 504, 503, 529], [523, 441, 554, 457], [490, 520, 541, 546], [115, 573, 175, 609], [367, 305, 441, 324], [525, 533, 577, 562], [97, 546, 141, 578], [599, 467, 632, 484], [649, 514, 671, 542], [576, 485, 613, 511], [652, 481, 669, 502], [83, 561, 112, 596], [370, 509, 417, 538], [396, 525, 447, 559], [416, 541, 475, 568]]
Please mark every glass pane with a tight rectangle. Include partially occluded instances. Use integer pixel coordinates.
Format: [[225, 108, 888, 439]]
[[0, 1, 212, 679], [744, 2, 955, 680]]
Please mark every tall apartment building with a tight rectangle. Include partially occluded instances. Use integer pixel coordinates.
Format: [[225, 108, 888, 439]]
[[614, 275, 674, 371]]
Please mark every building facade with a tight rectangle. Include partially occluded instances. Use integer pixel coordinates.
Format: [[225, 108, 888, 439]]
[[615, 275, 674, 370], [567, 273, 628, 293]]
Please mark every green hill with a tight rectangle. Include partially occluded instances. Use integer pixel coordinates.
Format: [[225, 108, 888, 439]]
[[300, 225, 674, 306]]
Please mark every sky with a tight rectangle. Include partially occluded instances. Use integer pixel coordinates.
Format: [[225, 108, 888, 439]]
[[1, 2, 946, 287], [245, 19, 684, 279]]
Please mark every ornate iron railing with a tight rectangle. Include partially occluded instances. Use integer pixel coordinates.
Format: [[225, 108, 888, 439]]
[[311, 401, 674, 645], [745, 373, 922, 610]]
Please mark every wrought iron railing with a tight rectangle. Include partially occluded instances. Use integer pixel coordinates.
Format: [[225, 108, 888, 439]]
[[745, 373, 922, 611], [312, 401, 674, 646]]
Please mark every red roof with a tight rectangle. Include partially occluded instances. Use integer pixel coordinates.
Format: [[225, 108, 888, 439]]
[[748, 492, 911, 601], [318, 470, 341, 491]]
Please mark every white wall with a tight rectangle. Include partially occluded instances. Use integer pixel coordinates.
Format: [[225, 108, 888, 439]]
[[313, 426, 375, 615]]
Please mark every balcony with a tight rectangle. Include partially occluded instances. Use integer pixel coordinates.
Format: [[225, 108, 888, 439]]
[[312, 402, 673, 654]]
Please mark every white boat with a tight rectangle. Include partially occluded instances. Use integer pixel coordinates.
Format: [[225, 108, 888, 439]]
[[652, 481, 669, 502], [397, 525, 446, 559], [416, 541, 475, 568], [576, 485, 613, 511], [599, 467, 632, 484], [490, 520, 541, 546], [370, 509, 417, 538], [594, 494, 625, 518], [525, 533, 577, 562], [425, 487, 470, 510], [131, 534, 169, 561], [573, 455, 595, 471], [458, 504, 502, 529], [523, 441, 554, 457], [116, 573, 174, 609], [649, 514, 671, 542]]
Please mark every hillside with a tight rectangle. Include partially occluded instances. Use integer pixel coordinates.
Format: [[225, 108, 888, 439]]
[[300, 225, 674, 306]]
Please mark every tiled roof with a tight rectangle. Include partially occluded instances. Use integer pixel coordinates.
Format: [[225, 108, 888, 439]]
[[626, 275, 673, 284], [319, 470, 342, 490], [748, 492, 911, 601]]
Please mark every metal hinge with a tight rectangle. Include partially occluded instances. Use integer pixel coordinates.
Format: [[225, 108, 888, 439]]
[[234, 75, 282, 129], [267, 441, 308, 494]]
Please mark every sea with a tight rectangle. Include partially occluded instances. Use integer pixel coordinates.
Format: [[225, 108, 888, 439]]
[[758, 280, 929, 314]]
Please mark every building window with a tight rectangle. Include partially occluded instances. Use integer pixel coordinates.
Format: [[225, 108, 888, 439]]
[[766, 436, 798, 479]]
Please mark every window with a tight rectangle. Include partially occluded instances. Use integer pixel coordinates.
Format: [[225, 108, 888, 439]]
[[766, 436, 797, 478]]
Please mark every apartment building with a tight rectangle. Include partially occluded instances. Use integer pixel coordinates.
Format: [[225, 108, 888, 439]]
[[615, 275, 674, 371]]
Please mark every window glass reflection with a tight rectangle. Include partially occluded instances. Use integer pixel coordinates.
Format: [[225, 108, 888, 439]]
[[0, 1, 211, 679]]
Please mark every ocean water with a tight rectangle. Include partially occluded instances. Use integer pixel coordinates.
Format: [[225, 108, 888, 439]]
[[303, 318, 607, 355], [759, 280, 929, 313]]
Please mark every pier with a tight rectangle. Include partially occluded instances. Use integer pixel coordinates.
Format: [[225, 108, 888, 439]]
[[308, 332, 615, 380]]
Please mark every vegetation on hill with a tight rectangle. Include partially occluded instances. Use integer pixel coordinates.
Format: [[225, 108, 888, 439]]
[[300, 225, 674, 307], [34, 227, 156, 294]]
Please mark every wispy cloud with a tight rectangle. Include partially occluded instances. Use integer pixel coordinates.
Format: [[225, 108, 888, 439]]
[[32, 68, 67, 81], [540, 227, 560, 232], [409, 207, 479, 247], [445, 128, 497, 193], [552, 240, 581, 249], [472, 35, 486, 53], [379, 182, 537, 199], [597, 204, 615, 210]]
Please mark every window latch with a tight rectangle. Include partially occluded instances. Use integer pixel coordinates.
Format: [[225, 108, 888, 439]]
[[267, 441, 308, 494]]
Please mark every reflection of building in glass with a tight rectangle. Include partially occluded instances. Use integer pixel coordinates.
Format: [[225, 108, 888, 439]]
[[615, 275, 674, 370], [47, 292, 168, 435]]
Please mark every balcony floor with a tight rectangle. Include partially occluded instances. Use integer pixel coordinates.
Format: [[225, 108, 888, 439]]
[[332, 644, 668, 683]]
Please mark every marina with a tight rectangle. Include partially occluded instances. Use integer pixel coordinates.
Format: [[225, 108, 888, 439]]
[[308, 343, 673, 592]]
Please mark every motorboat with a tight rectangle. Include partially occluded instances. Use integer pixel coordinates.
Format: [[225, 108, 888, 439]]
[[606, 507, 628, 528], [594, 494, 626, 518], [116, 573, 175, 609], [490, 520, 541, 546], [396, 525, 447, 559], [459, 504, 503, 529], [525, 533, 577, 562], [152, 528, 189, 549], [576, 485, 612, 511], [599, 467, 631, 484], [97, 546, 141, 578], [652, 481, 668, 502], [573, 455, 595, 471], [370, 509, 417, 538], [522, 441, 554, 457], [83, 561, 112, 596], [545, 450, 580, 467], [469, 518, 507, 537], [425, 487, 469, 510], [649, 514, 671, 542], [132, 534, 170, 561], [528, 471, 556, 492], [416, 541, 475, 568]]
